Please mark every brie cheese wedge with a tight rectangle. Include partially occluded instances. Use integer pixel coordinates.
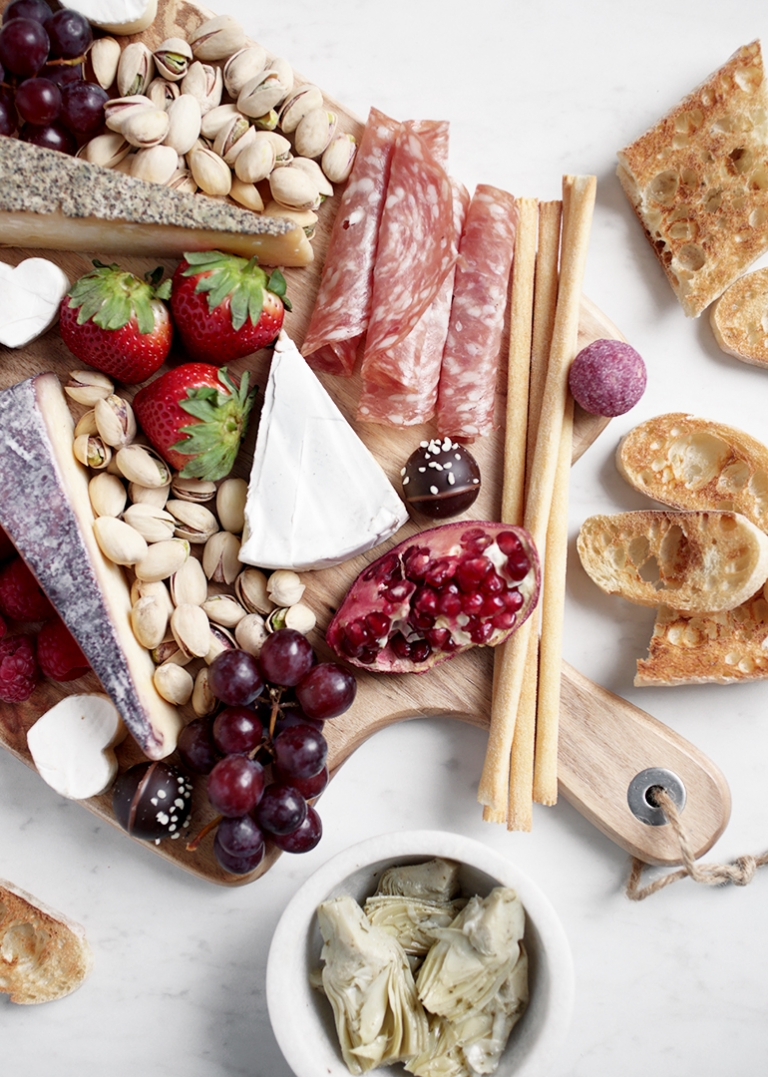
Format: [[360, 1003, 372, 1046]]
[[0, 258, 69, 349], [61, 0, 158, 35], [239, 333, 408, 571]]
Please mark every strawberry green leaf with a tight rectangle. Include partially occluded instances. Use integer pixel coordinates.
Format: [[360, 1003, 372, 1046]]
[[182, 250, 275, 332], [168, 368, 258, 481], [67, 262, 168, 335]]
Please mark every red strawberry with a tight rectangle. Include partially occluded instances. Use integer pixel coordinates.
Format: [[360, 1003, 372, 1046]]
[[133, 364, 256, 481], [0, 556, 53, 621], [59, 261, 172, 384], [37, 616, 90, 682], [0, 635, 39, 703], [170, 250, 290, 363]]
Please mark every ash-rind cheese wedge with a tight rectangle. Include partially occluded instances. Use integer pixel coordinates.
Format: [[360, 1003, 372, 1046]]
[[0, 139, 312, 266], [0, 373, 182, 760], [239, 333, 409, 571]]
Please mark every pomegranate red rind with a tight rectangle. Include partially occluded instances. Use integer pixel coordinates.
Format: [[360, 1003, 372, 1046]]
[[327, 522, 540, 673]]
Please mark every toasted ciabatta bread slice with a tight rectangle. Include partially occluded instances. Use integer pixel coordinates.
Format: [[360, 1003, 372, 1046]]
[[617, 41, 768, 317], [577, 510, 768, 613], [635, 593, 768, 685], [616, 413, 768, 533], [0, 880, 93, 1004], [709, 266, 768, 365]]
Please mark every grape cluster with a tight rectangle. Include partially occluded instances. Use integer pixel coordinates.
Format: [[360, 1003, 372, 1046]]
[[177, 628, 357, 875], [0, 0, 107, 150]]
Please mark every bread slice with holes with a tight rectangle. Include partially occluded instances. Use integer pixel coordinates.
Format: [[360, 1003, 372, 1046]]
[[578, 509, 768, 613], [616, 40, 768, 317], [616, 413, 768, 533], [710, 266, 768, 364], [0, 879, 93, 1004]]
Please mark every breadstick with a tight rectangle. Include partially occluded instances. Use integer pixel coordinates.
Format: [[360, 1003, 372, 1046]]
[[478, 174, 596, 817], [480, 200, 540, 822]]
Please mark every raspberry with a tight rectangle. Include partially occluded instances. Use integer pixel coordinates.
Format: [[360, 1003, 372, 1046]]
[[36, 616, 89, 682], [0, 556, 53, 621], [0, 635, 39, 703]]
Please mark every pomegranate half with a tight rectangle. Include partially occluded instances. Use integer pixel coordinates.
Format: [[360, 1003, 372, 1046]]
[[326, 522, 540, 673]]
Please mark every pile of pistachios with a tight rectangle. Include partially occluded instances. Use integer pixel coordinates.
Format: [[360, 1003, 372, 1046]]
[[66, 368, 317, 716], [81, 14, 357, 237]]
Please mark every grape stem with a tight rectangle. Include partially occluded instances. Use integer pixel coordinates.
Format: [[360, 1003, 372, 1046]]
[[186, 814, 223, 852]]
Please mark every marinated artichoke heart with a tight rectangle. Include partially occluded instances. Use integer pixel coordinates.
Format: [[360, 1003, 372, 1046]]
[[363, 895, 467, 957], [317, 895, 429, 1074], [376, 858, 462, 902]]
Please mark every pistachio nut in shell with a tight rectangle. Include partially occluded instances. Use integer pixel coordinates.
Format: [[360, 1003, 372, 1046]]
[[74, 410, 99, 438], [171, 475, 216, 503], [117, 41, 154, 98], [153, 662, 194, 705], [229, 177, 264, 212], [130, 144, 179, 185], [134, 538, 190, 582], [65, 369, 114, 406], [181, 61, 223, 113], [200, 102, 241, 140], [165, 168, 198, 195], [93, 515, 148, 566], [234, 612, 268, 656], [202, 594, 247, 628], [104, 95, 154, 133], [153, 37, 193, 82], [131, 594, 169, 649], [122, 502, 176, 543], [216, 477, 248, 533], [223, 45, 268, 98], [269, 165, 320, 212], [163, 93, 202, 156], [88, 35, 121, 90], [89, 471, 127, 518], [171, 603, 211, 659], [322, 132, 358, 184], [235, 567, 273, 615], [294, 107, 337, 159], [267, 569, 305, 607], [205, 623, 236, 664], [166, 499, 219, 543], [263, 200, 317, 240], [188, 146, 232, 197], [128, 482, 170, 508], [203, 530, 241, 584], [147, 77, 180, 110], [233, 134, 275, 184], [291, 156, 334, 199], [237, 70, 290, 120], [115, 444, 171, 488], [188, 14, 246, 62], [130, 578, 174, 618], [81, 132, 131, 169], [267, 57, 294, 99], [74, 433, 111, 470], [212, 113, 255, 166], [169, 554, 208, 607], [152, 639, 191, 667], [121, 107, 171, 149], [94, 394, 137, 448], [192, 666, 217, 717], [278, 83, 323, 134]]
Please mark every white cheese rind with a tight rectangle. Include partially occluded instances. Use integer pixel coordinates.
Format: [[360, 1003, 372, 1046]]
[[240, 334, 408, 571], [27, 693, 126, 800], [61, 0, 158, 34], [0, 258, 69, 348], [0, 374, 183, 759]]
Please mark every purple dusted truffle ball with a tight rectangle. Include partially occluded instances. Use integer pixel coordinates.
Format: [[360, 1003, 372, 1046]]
[[569, 339, 647, 417]]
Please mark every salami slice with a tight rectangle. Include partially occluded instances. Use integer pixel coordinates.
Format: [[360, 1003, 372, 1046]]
[[435, 185, 519, 439], [301, 107, 400, 376], [357, 177, 470, 427], [361, 124, 458, 370]]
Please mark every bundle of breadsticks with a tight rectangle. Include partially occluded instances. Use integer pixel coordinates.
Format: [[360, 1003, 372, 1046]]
[[478, 175, 597, 830]]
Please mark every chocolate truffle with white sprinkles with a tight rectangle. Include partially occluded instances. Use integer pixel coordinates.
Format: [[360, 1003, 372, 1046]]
[[401, 438, 482, 519], [112, 761, 193, 844]]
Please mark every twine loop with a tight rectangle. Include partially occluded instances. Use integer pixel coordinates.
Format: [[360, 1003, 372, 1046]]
[[626, 787, 768, 900]]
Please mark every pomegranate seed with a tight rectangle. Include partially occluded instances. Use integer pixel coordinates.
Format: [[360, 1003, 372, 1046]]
[[425, 627, 456, 652], [414, 587, 438, 615], [481, 594, 506, 617], [492, 610, 517, 630], [497, 531, 522, 556], [345, 619, 371, 647], [403, 546, 430, 581], [460, 527, 493, 554], [455, 555, 492, 592], [504, 589, 524, 612], [382, 579, 416, 603], [480, 571, 504, 596], [389, 633, 411, 659], [506, 549, 531, 581], [410, 639, 432, 662], [469, 620, 494, 644], [363, 552, 401, 584], [437, 584, 462, 617], [461, 590, 485, 616], [424, 557, 457, 588], [358, 646, 380, 664], [365, 612, 391, 638], [410, 610, 435, 631]]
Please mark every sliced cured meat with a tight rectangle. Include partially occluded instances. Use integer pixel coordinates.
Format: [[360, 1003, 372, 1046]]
[[436, 185, 519, 439], [357, 177, 470, 427], [361, 124, 458, 369], [301, 107, 400, 376]]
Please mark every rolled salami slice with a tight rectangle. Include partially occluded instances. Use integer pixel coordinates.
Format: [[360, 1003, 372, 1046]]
[[358, 177, 470, 427], [301, 107, 400, 376], [436, 185, 519, 439], [361, 124, 458, 369]]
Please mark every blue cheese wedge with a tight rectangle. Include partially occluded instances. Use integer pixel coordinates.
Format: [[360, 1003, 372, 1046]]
[[239, 333, 409, 571], [0, 373, 182, 760], [0, 139, 312, 266]]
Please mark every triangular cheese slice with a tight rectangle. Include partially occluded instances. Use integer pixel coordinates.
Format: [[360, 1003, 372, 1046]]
[[240, 333, 409, 571]]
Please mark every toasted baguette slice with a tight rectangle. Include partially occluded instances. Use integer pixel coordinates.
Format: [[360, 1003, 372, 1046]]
[[710, 266, 768, 365], [635, 594, 768, 685], [617, 41, 768, 317], [616, 413, 768, 532], [578, 510, 768, 613], [0, 880, 93, 1004]]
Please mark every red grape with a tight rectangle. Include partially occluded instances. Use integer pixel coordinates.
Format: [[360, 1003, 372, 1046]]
[[39, 59, 82, 87], [208, 649, 264, 707], [0, 89, 16, 137], [213, 829, 265, 875], [207, 755, 265, 817], [20, 119, 76, 154], [255, 783, 307, 836], [273, 723, 327, 780], [258, 628, 314, 687], [296, 662, 357, 720], [15, 77, 61, 125], [274, 763, 329, 800], [3, 0, 52, 24], [60, 79, 107, 137], [272, 806, 322, 853], [177, 717, 221, 775], [44, 8, 91, 60], [216, 814, 265, 858], [212, 705, 263, 756], [0, 16, 49, 77]]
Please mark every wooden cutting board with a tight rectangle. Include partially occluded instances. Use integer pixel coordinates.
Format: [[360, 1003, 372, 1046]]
[[0, 0, 730, 881]]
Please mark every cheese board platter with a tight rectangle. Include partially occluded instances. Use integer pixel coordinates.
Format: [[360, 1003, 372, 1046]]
[[0, 0, 730, 884]]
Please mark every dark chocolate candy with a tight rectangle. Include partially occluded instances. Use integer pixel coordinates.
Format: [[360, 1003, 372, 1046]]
[[401, 438, 482, 519], [112, 761, 193, 843]]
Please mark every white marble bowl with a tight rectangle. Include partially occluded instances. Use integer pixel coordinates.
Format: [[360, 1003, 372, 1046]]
[[266, 830, 574, 1077]]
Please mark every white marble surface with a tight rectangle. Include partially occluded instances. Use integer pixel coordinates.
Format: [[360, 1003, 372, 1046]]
[[3, 0, 768, 1074]]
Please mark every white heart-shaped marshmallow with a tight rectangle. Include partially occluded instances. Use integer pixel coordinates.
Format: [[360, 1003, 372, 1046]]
[[0, 258, 70, 348], [26, 693, 127, 800]]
